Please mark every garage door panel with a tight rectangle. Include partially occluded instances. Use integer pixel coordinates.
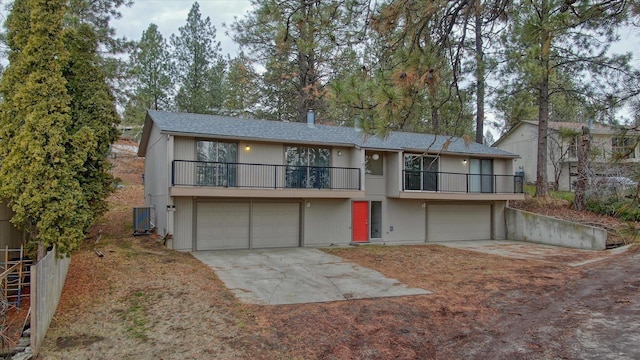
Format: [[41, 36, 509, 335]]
[[197, 202, 250, 250], [428, 204, 490, 241], [252, 203, 299, 248]]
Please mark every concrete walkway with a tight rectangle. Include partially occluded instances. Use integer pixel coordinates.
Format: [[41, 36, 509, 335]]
[[192, 248, 430, 305]]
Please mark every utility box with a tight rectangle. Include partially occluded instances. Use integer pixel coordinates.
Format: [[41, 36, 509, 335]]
[[133, 207, 151, 236]]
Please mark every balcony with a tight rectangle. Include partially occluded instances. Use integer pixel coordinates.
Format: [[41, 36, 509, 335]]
[[171, 160, 362, 198], [400, 170, 524, 200]]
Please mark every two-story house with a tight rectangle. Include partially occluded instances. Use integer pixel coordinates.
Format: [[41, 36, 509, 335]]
[[138, 110, 524, 251], [493, 121, 640, 191]]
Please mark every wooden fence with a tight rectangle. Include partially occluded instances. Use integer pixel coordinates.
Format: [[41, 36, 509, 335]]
[[30, 247, 70, 355]]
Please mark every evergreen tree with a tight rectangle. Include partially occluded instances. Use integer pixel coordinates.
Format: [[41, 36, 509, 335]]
[[129, 23, 174, 116], [500, 0, 632, 197], [332, 0, 475, 136], [232, 0, 371, 122], [171, 2, 226, 114], [63, 23, 120, 221], [65, 0, 134, 106], [0, 0, 94, 255], [223, 52, 261, 117]]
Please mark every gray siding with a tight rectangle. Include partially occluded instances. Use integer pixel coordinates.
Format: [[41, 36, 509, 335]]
[[331, 146, 353, 168], [175, 137, 195, 160], [493, 158, 511, 175], [252, 202, 300, 248], [427, 203, 491, 241], [440, 155, 467, 173], [496, 123, 538, 183], [172, 197, 193, 251], [386, 152, 402, 197], [365, 177, 386, 196], [493, 201, 506, 239], [239, 141, 283, 164], [238, 142, 283, 187], [144, 125, 168, 237], [384, 198, 425, 243], [303, 199, 351, 246], [197, 202, 251, 250]]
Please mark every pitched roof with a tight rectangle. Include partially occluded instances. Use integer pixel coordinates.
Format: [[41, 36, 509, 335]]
[[524, 120, 617, 134], [492, 120, 631, 147], [139, 110, 518, 158]]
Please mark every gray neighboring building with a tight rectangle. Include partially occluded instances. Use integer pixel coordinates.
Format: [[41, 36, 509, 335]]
[[138, 110, 524, 251], [493, 121, 640, 191]]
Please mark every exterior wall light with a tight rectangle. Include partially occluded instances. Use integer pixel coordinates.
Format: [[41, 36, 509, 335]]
[[245, 145, 251, 151], [372, 153, 380, 160], [463, 159, 467, 164], [337, 150, 342, 156]]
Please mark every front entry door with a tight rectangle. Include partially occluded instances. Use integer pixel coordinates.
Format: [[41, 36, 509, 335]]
[[352, 201, 369, 242]]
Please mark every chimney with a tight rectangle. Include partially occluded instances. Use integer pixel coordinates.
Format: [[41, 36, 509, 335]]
[[307, 109, 315, 128]]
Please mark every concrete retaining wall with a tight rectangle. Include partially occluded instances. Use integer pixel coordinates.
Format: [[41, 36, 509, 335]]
[[505, 207, 607, 250]]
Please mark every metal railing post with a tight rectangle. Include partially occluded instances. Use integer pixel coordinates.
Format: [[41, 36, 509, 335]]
[[171, 160, 175, 186]]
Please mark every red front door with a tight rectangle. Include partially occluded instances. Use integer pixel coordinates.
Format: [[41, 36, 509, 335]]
[[352, 201, 369, 243]]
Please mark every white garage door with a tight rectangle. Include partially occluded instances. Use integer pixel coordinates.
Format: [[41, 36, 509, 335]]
[[196, 202, 300, 250], [197, 202, 250, 250], [252, 203, 300, 248], [427, 204, 491, 241]]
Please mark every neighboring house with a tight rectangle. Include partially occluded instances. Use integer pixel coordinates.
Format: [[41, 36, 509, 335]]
[[493, 121, 640, 192], [138, 110, 524, 251]]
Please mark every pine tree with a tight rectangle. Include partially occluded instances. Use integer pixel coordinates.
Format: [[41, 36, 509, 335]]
[[65, 0, 134, 107], [171, 2, 225, 114], [223, 52, 261, 117], [129, 23, 174, 116], [331, 0, 476, 136], [500, 0, 632, 197], [232, 0, 371, 122]]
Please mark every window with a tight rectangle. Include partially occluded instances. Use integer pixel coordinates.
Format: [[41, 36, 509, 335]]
[[612, 137, 635, 159], [196, 140, 237, 186], [365, 152, 383, 175], [568, 137, 577, 158], [370, 201, 382, 239], [404, 155, 438, 191], [469, 159, 493, 193], [285, 146, 331, 188]]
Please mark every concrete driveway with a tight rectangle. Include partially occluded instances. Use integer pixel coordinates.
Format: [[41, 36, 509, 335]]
[[192, 248, 430, 305]]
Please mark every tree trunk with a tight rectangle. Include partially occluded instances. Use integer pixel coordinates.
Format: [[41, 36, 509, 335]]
[[296, 0, 317, 123], [573, 126, 590, 211], [535, 0, 551, 198], [431, 105, 439, 133], [535, 65, 550, 197], [474, 0, 485, 144]]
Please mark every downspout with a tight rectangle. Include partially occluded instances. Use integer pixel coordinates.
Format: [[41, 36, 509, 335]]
[[166, 134, 175, 248]]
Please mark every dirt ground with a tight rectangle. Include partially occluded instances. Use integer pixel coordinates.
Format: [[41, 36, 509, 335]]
[[36, 147, 640, 359]]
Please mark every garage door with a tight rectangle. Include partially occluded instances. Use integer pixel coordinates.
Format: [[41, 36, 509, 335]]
[[252, 203, 300, 248], [196, 202, 300, 250], [197, 202, 250, 250], [427, 204, 491, 241]]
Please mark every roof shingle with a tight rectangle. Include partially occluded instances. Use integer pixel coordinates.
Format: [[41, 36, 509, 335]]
[[144, 110, 517, 157]]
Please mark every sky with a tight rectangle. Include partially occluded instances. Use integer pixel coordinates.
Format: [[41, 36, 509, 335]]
[[113, 0, 253, 58]]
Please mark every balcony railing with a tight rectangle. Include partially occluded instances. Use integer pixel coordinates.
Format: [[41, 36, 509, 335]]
[[402, 170, 524, 194], [172, 160, 361, 190]]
